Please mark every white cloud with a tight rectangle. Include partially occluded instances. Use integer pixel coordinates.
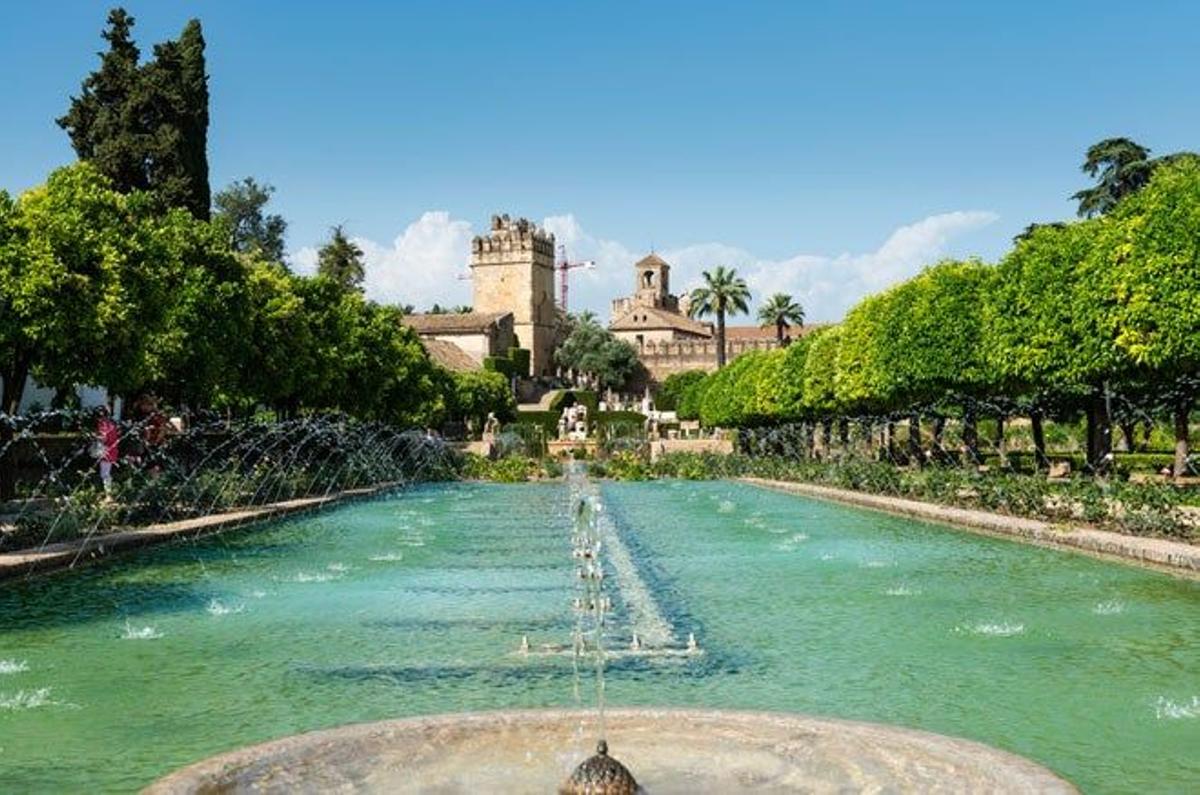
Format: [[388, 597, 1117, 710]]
[[291, 209, 997, 322], [546, 210, 998, 322], [291, 211, 475, 309]]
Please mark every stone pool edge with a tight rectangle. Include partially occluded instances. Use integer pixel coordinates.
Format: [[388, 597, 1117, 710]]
[[142, 707, 1077, 794], [0, 482, 404, 583], [742, 477, 1200, 578]]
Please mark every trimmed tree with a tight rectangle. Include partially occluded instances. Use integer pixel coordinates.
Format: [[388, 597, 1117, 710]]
[[1090, 156, 1200, 476]]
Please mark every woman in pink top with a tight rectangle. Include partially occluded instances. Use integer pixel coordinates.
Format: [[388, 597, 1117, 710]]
[[96, 406, 119, 494]]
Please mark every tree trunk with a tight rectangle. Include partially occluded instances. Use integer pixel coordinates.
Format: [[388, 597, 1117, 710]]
[[908, 413, 922, 466], [716, 309, 727, 369], [932, 416, 946, 464], [838, 418, 850, 449], [963, 404, 979, 467], [1086, 390, 1113, 475], [1, 355, 31, 502], [1119, 421, 1136, 453], [1174, 398, 1191, 479], [1030, 409, 1048, 472], [885, 420, 897, 463], [776, 320, 785, 345], [2, 355, 30, 417], [993, 415, 1006, 469], [805, 421, 816, 460]]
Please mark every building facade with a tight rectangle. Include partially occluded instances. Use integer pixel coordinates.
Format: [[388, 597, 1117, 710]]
[[609, 253, 801, 384], [400, 311, 515, 372], [469, 214, 557, 376]]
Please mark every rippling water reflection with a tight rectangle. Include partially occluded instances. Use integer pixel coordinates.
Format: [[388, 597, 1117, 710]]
[[0, 480, 1196, 792]]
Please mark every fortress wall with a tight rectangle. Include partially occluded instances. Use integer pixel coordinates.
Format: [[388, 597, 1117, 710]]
[[638, 338, 780, 382]]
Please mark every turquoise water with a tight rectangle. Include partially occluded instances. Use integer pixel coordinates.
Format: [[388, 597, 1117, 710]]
[[0, 480, 1197, 792]]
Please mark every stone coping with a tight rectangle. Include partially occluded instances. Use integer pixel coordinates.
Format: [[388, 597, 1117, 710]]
[[0, 483, 400, 583], [143, 708, 1076, 794], [743, 477, 1200, 578]]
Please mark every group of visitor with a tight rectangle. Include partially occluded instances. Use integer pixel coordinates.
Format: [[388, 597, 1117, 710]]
[[92, 395, 180, 495]]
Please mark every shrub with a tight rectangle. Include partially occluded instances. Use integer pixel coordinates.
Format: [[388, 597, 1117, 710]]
[[483, 356, 515, 378], [548, 389, 599, 415], [657, 371, 707, 412], [508, 347, 531, 378]]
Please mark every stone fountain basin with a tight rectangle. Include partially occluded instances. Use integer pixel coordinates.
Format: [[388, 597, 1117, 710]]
[[144, 708, 1076, 794]]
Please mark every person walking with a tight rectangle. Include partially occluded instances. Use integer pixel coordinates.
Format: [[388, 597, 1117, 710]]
[[95, 406, 119, 496]]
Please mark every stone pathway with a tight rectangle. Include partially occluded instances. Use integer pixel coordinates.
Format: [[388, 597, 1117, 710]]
[[743, 478, 1200, 577]]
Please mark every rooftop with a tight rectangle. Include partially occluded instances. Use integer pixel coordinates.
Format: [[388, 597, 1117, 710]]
[[634, 253, 670, 270], [401, 311, 511, 335], [418, 339, 480, 372], [610, 306, 712, 337], [724, 322, 830, 341]]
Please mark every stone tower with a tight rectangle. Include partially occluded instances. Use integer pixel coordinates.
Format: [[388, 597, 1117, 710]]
[[633, 253, 679, 312], [470, 214, 557, 376]]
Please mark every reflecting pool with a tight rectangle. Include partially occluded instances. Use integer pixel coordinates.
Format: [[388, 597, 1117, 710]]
[[0, 481, 1197, 792]]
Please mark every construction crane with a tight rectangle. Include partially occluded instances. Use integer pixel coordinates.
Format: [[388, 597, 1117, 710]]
[[557, 245, 595, 314]]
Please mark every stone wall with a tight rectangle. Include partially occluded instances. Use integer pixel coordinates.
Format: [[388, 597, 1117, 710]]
[[637, 338, 781, 382], [422, 319, 513, 364]]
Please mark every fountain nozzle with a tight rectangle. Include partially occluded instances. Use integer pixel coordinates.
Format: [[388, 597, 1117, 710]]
[[559, 739, 640, 795]]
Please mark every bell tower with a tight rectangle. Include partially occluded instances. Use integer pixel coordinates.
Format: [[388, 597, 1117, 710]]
[[633, 253, 678, 312], [470, 214, 557, 376]]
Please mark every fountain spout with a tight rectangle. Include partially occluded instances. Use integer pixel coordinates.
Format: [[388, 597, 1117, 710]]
[[559, 739, 641, 795]]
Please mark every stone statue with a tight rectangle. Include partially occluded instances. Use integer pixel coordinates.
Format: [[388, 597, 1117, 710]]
[[483, 412, 501, 442]]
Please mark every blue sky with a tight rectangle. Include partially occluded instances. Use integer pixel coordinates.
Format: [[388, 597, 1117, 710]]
[[3, 1, 1198, 320]]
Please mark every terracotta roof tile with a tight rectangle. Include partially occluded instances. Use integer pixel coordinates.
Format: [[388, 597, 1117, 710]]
[[609, 306, 712, 337], [724, 323, 828, 340], [401, 311, 511, 334], [420, 339, 480, 372]]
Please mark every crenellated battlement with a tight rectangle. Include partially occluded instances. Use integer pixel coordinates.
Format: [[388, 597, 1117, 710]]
[[471, 214, 556, 260], [636, 337, 782, 381], [469, 213, 557, 376]]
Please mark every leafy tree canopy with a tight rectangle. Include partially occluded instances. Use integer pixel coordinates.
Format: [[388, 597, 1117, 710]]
[[213, 177, 287, 262], [555, 313, 641, 390], [317, 225, 366, 291]]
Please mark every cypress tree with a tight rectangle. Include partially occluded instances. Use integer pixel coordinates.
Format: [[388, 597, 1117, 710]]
[[57, 8, 146, 193], [58, 8, 210, 219]]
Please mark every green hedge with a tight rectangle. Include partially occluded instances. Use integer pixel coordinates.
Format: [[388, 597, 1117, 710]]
[[508, 348, 531, 378], [981, 451, 1194, 476], [483, 356, 515, 378], [657, 371, 706, 412], [513, 410, 645, 438], [548, 389, 599, 415]]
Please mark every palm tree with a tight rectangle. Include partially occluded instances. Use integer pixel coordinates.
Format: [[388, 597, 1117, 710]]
[[756, 293, 805, 345], [1072, 137, 1153, 217], [687, 266, 751, 368]]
